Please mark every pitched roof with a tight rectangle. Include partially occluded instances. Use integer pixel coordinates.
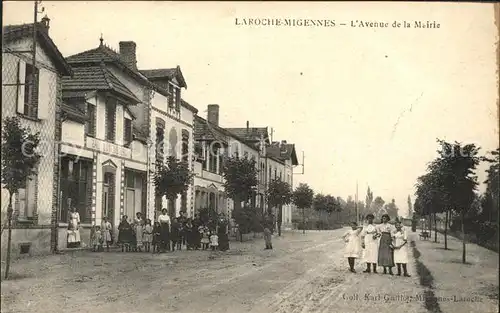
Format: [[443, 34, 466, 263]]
[[61, 64, 141, 104], [140, 66, 187, 89], [61, 103, 87, 123], [2, 22, 72, 76], [67, 44, 196, 113], [225, 127, 269, 144], [266, 142, 299, 166], [194, 115, 228, 143]]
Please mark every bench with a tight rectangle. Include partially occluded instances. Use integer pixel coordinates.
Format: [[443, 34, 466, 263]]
[[419, 232, 430, 240]]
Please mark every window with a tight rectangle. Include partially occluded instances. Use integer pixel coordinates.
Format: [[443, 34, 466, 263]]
[[156, 125, 165, 164], [124, 118, 132, 145], [15, 173, 37, 219], [86, 103, 96, 137], [182, 130, 189, 162], [209, 143, 218, 173], [274, 169, 277, 179], [168, 84, 174, 108], [23, 63, 39, 119], [105, 99, 116, 142], [175, 88, 181, 111]]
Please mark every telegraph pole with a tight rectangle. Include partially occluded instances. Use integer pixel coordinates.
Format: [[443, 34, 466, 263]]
[[355, 180, 359, 225]]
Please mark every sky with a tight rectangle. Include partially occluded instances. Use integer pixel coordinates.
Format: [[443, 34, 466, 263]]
[[3, 1, 498, 217]]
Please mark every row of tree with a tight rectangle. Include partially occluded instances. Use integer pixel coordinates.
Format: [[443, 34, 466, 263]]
[[413, 139, 499, 263]]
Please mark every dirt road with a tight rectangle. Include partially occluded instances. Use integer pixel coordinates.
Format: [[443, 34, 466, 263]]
[[1, 229, 427, 313]]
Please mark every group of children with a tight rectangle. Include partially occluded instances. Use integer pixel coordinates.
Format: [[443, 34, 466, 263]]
[[342, 215, 411, 277], [90, 213, 222, 252]]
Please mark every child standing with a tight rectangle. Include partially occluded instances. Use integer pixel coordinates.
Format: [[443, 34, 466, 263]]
[[392, 221, 411, 277], [201, 226, 210, 250], [143, 219, 153, 252], [209, 231, 219, 251], [152, 221, 162, 253], [170, 218, 180, 251], [342, 222, 363, 273], [101, 217, 113, 251], [91, 225, 103, 252]]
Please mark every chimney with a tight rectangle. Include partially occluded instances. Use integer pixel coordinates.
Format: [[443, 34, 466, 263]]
[[246, 121, 249, 133], [119, 41, 137, 70], [40, 15, 50, 34], [207, 104, 219, 126], [281, 140, 287, 144]]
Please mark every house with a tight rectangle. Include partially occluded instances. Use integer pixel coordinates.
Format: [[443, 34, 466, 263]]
[[266, 140, 299, 227], [61, 38, 197, 247], [226, 124, 270, 211], [1, 18, 73, 256], [193, 105, 262, 215]]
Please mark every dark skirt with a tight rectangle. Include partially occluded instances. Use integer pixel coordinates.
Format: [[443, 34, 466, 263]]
[[218, 232, 229, 251], [118, 229, 133, 244], [378, 232, 394, 267], [160, 223, 170, 244]]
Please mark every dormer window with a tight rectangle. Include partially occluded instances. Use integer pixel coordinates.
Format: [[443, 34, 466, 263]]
[[123, 118, 132, 146], [175, 88, 181, 111]]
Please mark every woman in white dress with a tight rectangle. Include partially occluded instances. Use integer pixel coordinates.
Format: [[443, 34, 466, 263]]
[[158, 208, 171, 252], [361, 214, 379, 273], [342, 222, 363, 273], [392, 221, 411, 277], [67, 206, 81, 248], [134, 212, 144, 252], [101, 216, 113, 251]]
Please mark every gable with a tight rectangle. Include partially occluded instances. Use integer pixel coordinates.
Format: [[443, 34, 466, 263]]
[[5, 37, 56, 72]]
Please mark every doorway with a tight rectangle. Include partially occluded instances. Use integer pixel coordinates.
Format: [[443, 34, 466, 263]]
[[103, 172, 115, 226]]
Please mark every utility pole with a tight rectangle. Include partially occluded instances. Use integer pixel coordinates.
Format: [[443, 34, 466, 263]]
[[355, 180, 359, 225], [291, 151, 305, 233]]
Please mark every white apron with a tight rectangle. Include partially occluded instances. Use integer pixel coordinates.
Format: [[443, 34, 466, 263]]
[[343, 229, 362, 258], [393, 229, 409, 264], [362, 224, 379, 263]]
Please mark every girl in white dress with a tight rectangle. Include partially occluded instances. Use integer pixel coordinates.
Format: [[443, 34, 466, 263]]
[[209, 231, 219, 251], [392, 221, 411, 277], [101, 217, 113, 251], [342, 222, 363, 272], [67, 207, 81, 248], [361, 214, 379, 273]]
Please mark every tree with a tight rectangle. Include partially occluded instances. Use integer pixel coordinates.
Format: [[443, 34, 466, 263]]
[[384, 199, 399, 221], [407, 195, 413, 217], [292, 183, 314, 234], [436, 140, 480, 263], [372, 196, 385, 217], [313, 193, 327, 229], [221, 155, 258, 212], [154, 156, 194, 218], [222, 155, 258, 240], [266, 178, 292, 236], [365, 186, 374, 216], [1, 117, 41, 279], [482, 148, 499, 223]]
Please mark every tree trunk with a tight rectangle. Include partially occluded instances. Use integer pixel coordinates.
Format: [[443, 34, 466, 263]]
[[277, 204, 282, 236], [302, 207, 305, 234], [433, 212, 437, 242], [444, 210, 449, 249], [428, 216, 432, 237], [461, 210, 466, 264], [5, 193, 14, 279]]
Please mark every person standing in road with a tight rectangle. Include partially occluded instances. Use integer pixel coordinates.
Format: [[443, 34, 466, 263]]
[[392, 221, 411, 277], [158, 208, 171, 252], [263, 210, 274, 250], [361, 214, 379, 273], [342, 222, 363, 272], [376, 214, 396, 275]]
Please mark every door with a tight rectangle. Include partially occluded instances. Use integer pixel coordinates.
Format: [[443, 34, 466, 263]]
[[103, 172, 115, 226], [126, 189, 135, 220]]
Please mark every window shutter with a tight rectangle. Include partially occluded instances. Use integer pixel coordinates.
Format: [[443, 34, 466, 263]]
[[37, 68, 49, 120], [17, 60, 26, 114]]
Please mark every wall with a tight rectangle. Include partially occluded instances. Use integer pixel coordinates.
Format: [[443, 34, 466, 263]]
[[1, 37, 59, 256]]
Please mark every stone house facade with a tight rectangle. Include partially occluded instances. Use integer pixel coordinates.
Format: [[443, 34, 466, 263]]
[[1, 19, 72, 256]]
